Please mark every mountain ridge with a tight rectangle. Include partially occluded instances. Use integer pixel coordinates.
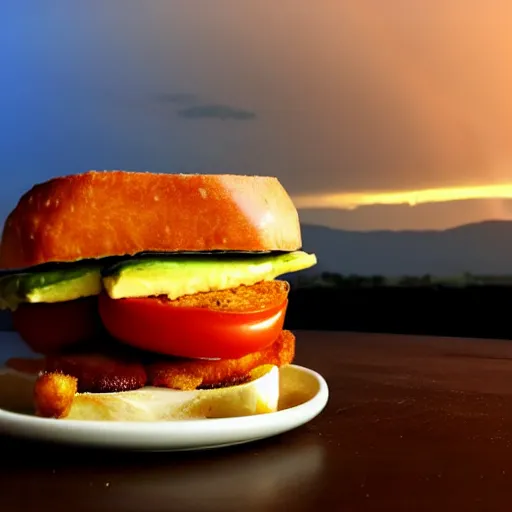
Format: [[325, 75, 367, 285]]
[[299, 219, 512, 277]]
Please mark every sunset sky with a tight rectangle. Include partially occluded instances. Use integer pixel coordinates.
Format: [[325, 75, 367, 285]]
[[3, 1, 512, 230]]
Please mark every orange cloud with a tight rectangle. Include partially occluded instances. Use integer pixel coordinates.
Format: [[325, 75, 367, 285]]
[[292, 183, 512, 210]]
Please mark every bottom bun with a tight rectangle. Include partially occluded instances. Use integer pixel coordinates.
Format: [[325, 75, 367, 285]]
[[0, 365, 281, 421]]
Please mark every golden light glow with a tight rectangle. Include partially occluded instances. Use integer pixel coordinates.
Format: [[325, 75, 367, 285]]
[[293, 184, 512, 210]]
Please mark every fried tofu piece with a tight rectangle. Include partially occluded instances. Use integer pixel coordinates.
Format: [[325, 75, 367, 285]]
[[34, 372, 77, 418]]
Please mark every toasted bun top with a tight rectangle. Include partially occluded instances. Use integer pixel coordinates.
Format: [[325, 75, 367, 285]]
[[0, 171, 301, 269]]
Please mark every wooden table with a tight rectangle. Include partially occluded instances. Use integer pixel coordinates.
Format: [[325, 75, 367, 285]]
[[3, 330, 512, 511]]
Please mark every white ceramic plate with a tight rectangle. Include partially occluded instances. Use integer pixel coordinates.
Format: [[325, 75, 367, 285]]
[[0, 332, 328, 451]]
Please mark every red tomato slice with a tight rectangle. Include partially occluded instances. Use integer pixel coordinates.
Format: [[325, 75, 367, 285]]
[[11, 297, 103, 354], [98, 292, 288, 359]]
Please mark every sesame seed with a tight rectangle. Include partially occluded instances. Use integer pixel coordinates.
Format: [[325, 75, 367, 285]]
[[198, 188, 207, 199]]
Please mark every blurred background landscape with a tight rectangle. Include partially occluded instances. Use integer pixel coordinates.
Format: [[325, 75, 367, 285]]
[[2, 1, 512, 338]]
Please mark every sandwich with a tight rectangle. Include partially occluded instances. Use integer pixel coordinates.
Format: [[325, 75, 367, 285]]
[[0, 171, 316, 421]]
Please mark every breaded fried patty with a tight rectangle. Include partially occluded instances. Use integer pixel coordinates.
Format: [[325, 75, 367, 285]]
[[148, 330, 295, 390]]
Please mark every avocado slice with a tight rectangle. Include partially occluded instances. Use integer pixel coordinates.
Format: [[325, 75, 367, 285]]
[[102, 250, 317, 300], [0, 266, 103, 310]]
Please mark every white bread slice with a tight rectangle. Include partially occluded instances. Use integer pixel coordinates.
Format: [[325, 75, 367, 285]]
[[0, 365, 280, 421]]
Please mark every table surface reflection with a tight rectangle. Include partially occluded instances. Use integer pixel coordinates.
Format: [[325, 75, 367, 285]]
[[3, 330, 512, 511]]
